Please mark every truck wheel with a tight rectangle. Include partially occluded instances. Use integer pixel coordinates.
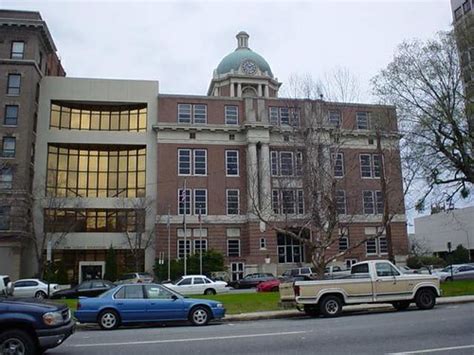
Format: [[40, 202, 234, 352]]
[[319, 295, 343, 317], [304, 305, 319, 317], [415, 289, 436, 310], [98, 309, 120, 330], [0, 329, 36, 355], [392, 301, 410, 311]]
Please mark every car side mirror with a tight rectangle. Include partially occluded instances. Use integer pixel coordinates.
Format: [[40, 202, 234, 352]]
[[171, 294, 178, 301]]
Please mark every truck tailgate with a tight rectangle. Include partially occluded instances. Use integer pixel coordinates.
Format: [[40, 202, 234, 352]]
[[279, 281, 296, 305]]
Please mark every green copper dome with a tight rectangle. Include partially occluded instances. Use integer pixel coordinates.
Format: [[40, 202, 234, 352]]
[[216, 31, 273, 77]]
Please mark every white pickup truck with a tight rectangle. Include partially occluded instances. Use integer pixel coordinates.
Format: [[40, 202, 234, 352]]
[[280, 260, 441, 317]]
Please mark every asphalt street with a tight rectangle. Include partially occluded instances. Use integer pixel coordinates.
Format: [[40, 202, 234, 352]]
[[50, 303, 474, 355]]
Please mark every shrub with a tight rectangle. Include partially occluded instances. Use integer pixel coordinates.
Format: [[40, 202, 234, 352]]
[[406, 255, 446, 269], [104, 245, 118, 281]]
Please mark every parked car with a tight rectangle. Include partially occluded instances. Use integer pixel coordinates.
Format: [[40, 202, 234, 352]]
[[74, 283, 225, 329], [0, 275, 14, 297], [433, 264, 474, 281], [115, 272, 154, 284], [13, 279, 59, 299], [257, 275, 312, 292], [50, 279, 115, 299], [0, 297, 74, 353], [282, 267, 313, 278], [228, 273, 276, 289], [163, 275, 229, 295]]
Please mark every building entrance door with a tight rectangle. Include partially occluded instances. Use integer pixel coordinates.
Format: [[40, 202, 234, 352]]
[[79, 261, 105, 283], [230, 262, 244, 281]]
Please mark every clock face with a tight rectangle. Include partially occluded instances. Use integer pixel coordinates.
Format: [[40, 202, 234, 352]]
[[242, 60, 257, 75]]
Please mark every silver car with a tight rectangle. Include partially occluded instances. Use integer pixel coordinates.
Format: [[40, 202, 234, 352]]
[[13, 279, 59, 299]]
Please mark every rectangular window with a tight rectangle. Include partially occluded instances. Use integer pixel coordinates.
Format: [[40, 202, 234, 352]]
[[297, 190, 304, 214], [193, 104, 207, 124], [375, 191, 384, 214], [360, 154, 372, 178], [336, 190, 347, 215], [463, 1, 471, 13], [363, 191, 375, 214], [225, 105, 238, 125], [194, 189, 207, 215], [269, 107, 279, 125], [194, 239, 208, 254], [178, 189, 191, 215], [226, 150, 239, 176], [277, 233, 304, 263], [178, 239, 192, 259], [271, 151, 279, 176], [366, 238, 377, 255], [455, 6, 463, 20], [228, 239, 240, 257], [282, 190, 296, 214], [356, 112, 369, 129], [193, 149, 207, 175], [280, 152, 294, 176], [7, 74, 21, 95], [346, 259, 358, 269], [272, 190, 280, 214], [280, 107, 290, 125], [11, 41, 25, 59], [2, 137, 16, 157], [0, 207, 10, 230], [329, 110, 341, 128], [260, 238, 267, 249], [379, 237, 388, 254], [290, 108, 300, 127], [178, 149, 191, 175], [373, 154, 382, 178], [4, 105, 18, 126], [178, 104, 192, 123], [339, 236, 349, 252], [295, 152, 303, 176], [226, 189, 240, 215], [333, 153, 344, 177], [0, 168, 13, 189]]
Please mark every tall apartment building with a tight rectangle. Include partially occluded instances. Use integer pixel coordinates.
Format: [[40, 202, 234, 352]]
[[0, 10, 65, 279]]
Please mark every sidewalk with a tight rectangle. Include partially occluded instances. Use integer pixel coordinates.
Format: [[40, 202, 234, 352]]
[[223, 295, 474, 322]]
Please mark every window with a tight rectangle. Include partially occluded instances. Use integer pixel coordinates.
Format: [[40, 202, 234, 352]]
[[363, 191, 375, 214], [116, 285, 144, 299], [7, 74, 21, 95], [269, 107, 299, 126], [226, 189, 239, 215], [2, 137, 16, 157], [351, 263, 369, 274], [379, 237, 388, 254], [193, 239, 208, 254], [4, 105, 18, 126], [282, 190, 296, 214], [339, 235, 349, 251], [11, 41, 25, 59], [366, 238, 377, 255], [375, 191, 384, 214], [280, 152, 294, 176], [177, 239, 191, 259], [329, 110, 341, 128], [376, 263, 399, 277], [356, 112, 369, 129], [178, 189, 191, 215], [145, 285, 173, 299], [260, 238, 267, 249], [178, 149, 191, 175], [178, 104, 207, 124], [360, 154, 382, 178], [295, 152, 303, 176], [225, 105, 238, 124], [271, 151, 279, 176], [228, 239, 240, 257], [455, 6, 463, 20], [297, 190, 304, 215], [269, 107, 279, 125], [345, 259, 358, 269], [0, 207, 11, 230], [194, 150, 207, 175], [333, 153, 344, 177], [194, 189, 207, 215], [0, 168, 13, 189], [272, 190, 280, 213], [226, 150, 239, 176], [277, 233, 304, 263], [336, 190, 347, 215], [463, 1, 471, 13], [280, 107, 290, 125]]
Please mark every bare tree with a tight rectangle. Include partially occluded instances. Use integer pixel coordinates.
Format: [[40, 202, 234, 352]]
[[372, 31, 473, 210]]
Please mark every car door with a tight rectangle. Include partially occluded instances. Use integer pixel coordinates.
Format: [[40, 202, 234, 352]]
[[13, 281, 28, 297], [144, 284, 186, 321], [373, 262, 409, 301], [455, 266, 474, 280], [113, 285, 148, 322], [76, 281, 93, 297], [192, 277, 206, 294], [175, 277, 193, 294]]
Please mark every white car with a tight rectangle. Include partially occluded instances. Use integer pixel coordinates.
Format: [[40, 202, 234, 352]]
[[163, 275, 230, 295], [13, 279, 59, 299]]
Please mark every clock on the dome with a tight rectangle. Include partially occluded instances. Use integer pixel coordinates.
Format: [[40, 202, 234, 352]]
[[242, 60, 257, 75]]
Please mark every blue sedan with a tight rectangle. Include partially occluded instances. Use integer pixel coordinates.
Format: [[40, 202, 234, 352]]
[[74, 283, 225, 330]]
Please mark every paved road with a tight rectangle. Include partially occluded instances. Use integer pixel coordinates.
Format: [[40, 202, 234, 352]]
[[51, 303, 474, 355]]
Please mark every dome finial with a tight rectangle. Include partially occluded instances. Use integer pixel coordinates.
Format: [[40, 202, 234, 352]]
[[236, 31, 249, 49]]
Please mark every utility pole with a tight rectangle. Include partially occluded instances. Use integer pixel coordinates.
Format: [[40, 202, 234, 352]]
[[182, 179, 187, 276], [167, 205, 171, 281]]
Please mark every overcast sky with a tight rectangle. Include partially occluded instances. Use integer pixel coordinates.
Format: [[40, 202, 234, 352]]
[[3, 0, 453, 100]]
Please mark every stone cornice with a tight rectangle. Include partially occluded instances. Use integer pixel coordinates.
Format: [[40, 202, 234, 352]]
[[0, 19, 57, 52]]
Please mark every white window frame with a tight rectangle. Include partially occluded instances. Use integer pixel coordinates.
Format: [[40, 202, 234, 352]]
[[0, 168, 13, 189], [177, 239, 192, 259], [177, 104, 192, 124], [329, 110, 342, 128], [178, 189, 192, 215], [356, 111, 369, 130], [259, 238, 267, 250], [366, 238, 377, 255], [225, 150, 239, 176], [194, 189, 208, 216], [336, 190, 347, 215], [227, 239, 241, 257], [295, 151, 303, 176], [193, 149, 207, 176], [279, 151, 294, 176], [379, 237, 388, 255], [225, 105, 238, 125], [271, 151, 279, 176], [193, 239, 208, 254], [339, 235, 349, 252], [272, 189, 280, 214], [279, 107, 290, 125], [269, 107, 279, 125], [333, 153, 344, 178], [178, 149, 192, 176], [375, 190, 384, 214], [345, 259, 358, 269], [11, 41, 25, 59], [281, 190, 296, 215], [363, 190, 375, 215], [226, 189, 240, 215], [360, 154, 372, 178], [297, 190, 304, 215], [193, 104, 207, 124]]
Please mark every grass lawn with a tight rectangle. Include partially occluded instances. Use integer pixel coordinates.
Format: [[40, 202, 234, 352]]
[[440, 280, 474, 297], [52, 280, 474, 315]]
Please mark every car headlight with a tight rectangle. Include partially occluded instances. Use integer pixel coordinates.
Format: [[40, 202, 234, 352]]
[[43, 311, 63, 326], [215, 303, 224, 308]]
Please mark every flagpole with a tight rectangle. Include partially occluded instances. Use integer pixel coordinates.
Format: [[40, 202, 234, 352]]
[[167, 205, 171, 282], [199, 211, 203, 275], [183, 178, 187, 276]]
